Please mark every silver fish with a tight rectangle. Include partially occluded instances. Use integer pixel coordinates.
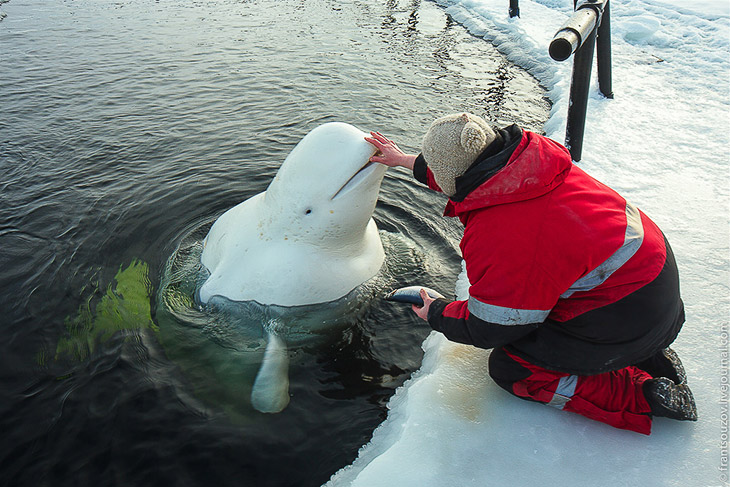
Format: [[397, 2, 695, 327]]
[[384, 285, 445, 306]]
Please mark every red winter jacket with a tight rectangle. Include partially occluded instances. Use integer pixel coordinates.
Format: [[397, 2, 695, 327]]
[[415, 125, 684, 374]]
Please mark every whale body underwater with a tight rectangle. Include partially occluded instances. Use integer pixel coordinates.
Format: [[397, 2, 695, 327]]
[[197, 122, 388, 413]]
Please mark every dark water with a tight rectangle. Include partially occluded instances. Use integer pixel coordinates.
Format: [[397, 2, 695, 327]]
[[0, 0, 548, 485]]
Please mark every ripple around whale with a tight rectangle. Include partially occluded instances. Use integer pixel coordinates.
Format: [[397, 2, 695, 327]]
[[156, 218, 450, 422]]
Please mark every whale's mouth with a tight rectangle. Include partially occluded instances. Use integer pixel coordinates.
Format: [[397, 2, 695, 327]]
[[331, 161, 378, 200]]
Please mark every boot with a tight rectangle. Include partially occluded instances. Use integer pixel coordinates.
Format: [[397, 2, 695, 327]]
[[643, 377, 698, 421], [635, 347, 687, 385]]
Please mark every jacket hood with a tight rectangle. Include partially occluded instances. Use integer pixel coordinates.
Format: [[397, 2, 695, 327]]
[[444, 128, 573, 217]]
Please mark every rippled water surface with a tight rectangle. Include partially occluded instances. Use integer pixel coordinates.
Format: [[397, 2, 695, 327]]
[[0, 0, 548, 485]]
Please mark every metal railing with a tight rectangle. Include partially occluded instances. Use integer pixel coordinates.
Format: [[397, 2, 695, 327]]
[[509, 0, 613, 162], [550, 0, 612, 161], [510, 0, 520, 18]]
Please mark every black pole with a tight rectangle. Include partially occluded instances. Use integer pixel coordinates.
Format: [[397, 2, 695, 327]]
[[509, 0, 519, 18], [596, 0, 613, 98], [565, 25, 597, 162]]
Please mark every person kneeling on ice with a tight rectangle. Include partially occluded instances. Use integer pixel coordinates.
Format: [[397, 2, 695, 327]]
[[366, 112, 697, 435]]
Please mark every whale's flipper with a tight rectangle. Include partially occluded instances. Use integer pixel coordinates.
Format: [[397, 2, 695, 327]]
[[251, 330, 290, 413]]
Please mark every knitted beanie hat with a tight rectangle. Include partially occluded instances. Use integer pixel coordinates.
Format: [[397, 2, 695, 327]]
[[421, 113, 496, 196]]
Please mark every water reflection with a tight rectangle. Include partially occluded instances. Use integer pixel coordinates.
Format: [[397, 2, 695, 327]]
[[0, 0, 548, 485]]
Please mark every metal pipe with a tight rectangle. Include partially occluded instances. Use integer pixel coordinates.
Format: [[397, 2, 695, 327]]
[[596, 0, 613, 98], [577, 0, 607, 15], [565, 25, 597, 161], [549, 7, 599, 61], [509, 0, 520, 18], [550, 0, 611, 160]]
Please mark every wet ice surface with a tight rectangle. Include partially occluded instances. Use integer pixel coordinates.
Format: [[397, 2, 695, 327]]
[[327, 1, 730, 486]]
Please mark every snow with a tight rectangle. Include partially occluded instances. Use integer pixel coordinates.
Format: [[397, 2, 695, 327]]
[[325, 1, 730, 486]]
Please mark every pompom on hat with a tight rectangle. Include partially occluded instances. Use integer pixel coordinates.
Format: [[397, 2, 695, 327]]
[[421, 113, 497, 196]]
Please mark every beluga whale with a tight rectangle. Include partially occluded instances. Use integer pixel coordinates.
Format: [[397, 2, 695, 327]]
[[198, 122, 387, 413]]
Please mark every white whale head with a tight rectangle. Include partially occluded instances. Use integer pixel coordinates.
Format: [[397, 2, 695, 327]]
[[198, 122, 387, 307], [263, 122, 386, 248]]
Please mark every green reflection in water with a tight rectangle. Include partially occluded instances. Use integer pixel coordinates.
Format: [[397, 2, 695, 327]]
[[52, 259, 157, 363]]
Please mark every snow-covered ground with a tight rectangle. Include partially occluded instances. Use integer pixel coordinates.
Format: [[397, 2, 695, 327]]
[[325, 1, 730, 486]]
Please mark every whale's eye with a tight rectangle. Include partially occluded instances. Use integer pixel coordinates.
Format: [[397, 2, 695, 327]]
[[305, 208, 312, 215]]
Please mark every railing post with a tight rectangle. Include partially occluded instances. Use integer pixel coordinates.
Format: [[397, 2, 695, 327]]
[[565, 26, 597, 162], [549, 0, 612, 162], [596, 0, 613, 98], [509, 0, 520, 18]]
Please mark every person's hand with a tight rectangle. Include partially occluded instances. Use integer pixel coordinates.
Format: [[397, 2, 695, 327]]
[[412, 288, 436, 322], [365, 132, 416, 170]]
